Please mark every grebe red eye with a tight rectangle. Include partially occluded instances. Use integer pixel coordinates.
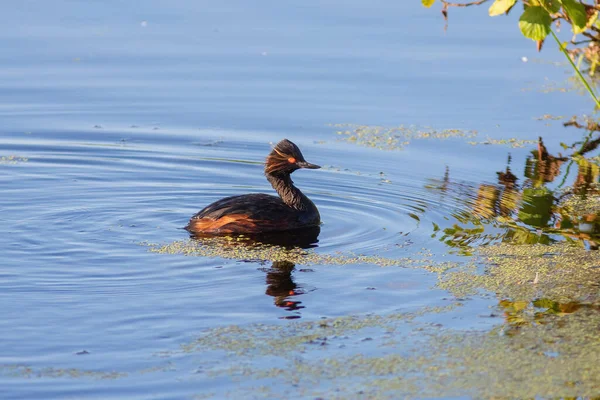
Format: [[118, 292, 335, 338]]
[[288, 157, 296, 163]]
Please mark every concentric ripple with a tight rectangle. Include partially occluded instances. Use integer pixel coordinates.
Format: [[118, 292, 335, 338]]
[[0, 124, 533, 400], [1, 128, 491, 259], [1, 127, 500, 332]]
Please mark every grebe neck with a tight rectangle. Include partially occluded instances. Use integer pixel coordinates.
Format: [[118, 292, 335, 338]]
[[266, 173, 313, 211]]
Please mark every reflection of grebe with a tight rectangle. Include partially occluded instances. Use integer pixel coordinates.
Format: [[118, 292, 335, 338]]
[[265, 261, 304, 316], [187, 139, 321, 234]]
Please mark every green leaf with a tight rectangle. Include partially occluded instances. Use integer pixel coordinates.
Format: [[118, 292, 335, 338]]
[[573, 8, 597, 35], [422, 0, 435, 8], [519, 6, 552, 40], [561, 0, 587, 30], [489, 0, 517, 16], [541, 0, 561, 13]]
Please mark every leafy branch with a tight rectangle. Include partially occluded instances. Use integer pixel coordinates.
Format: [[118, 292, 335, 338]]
[[423, 0, 600, 106], [424, 0, 597, 43]]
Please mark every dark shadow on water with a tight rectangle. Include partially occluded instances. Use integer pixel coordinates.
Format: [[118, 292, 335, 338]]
[[189, 226, 321, 249]]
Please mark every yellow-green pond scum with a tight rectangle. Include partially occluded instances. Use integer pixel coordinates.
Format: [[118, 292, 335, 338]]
[[3, 240, 599, 398], [141, 239, 600, 398]]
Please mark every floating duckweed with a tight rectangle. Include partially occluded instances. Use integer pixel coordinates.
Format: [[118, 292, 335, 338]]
[[329, 123, 477, 151], [146, 238, 432, 268], [561, 193, 600, 216], [182, 299, 600, 398], [9, 239, 600, 397], [437, 243, 600, 303], [145, 236, 600, 398], [183, 303, 462, 357], [522, 78, 573, 94], [559, 180, 600, 218], [148, 239, 600, 306], [0, 365, 126, 380], [308, 310, 600, 398], [467, 137, 537, 148], [0, 155, 28, 164], [534, 114, 565, 121]]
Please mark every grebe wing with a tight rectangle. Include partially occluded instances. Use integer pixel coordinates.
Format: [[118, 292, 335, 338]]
[[187, 193, 304, 234], [190, 193, 292, 221]]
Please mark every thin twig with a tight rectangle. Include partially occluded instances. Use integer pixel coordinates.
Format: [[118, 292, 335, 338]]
[[441, 0, 489, 7], [572, 39, 593, 45]]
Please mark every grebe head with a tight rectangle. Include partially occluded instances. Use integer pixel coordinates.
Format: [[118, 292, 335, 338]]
[[265, 139, 320, 175]]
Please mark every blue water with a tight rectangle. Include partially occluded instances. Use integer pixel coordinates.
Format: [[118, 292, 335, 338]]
[[0, 1, 593, 398]]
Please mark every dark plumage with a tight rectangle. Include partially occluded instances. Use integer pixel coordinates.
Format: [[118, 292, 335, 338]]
[[186, 139, 321, 234]]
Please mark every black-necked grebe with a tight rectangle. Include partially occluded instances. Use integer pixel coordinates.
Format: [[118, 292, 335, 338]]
[[186, 139, 321, 234]]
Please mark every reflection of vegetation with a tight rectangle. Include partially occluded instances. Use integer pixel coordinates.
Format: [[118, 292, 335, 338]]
[[498, 297, 600, 336], [427, 136, 600, 249], [526, 138, 568, 184]]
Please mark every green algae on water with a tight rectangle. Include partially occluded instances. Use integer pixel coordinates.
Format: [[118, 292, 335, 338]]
[[437, 243, 600, 304], [11, 239, 600, 398], [8, 298, 600, 398], [0, 365, 126, 380], [330, 123, 478, 151], [183, 301, 600, 399], [183, 303, 462, 357], [146, 238, 434, 268], [147, 238, 600, 306], [534, 113, 566, 121], [467, 136, 537, 148], [145, 235, 600, 398], [0, 155, 28, 164], [561, 191, 600, 216]]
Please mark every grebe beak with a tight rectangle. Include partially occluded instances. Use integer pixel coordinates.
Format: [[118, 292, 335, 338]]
[[297, 161, 321, 169]]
